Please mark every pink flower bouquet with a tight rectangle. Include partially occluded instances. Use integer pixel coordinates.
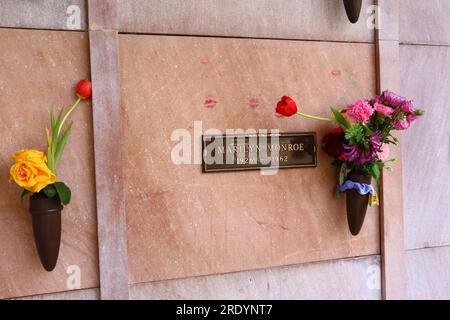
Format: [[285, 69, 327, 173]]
[[275, 91, 424, 235]]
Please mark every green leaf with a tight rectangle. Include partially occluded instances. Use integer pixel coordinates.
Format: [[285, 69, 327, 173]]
[[372, 165, 380, 183], [331, 108, 351, 129], [415, 109, 425, 116], [369, 162, 382, 183], [384, 138, 398, 145], [48, 105, 66, 173], [50, 105, 56, 129], [55, 182, 71, 205], [345, 123, 365, 145], [20, 190, 32, 201], [363, 140, 369, 151], [54, 122, 73, 167], [52, 105, 65, 147], [363, 125, 374, 136], [45, 127, 52, 146], [42, 184, 57, 198]]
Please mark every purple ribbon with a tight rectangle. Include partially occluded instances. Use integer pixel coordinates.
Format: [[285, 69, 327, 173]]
[[339, 180, 375, 195]]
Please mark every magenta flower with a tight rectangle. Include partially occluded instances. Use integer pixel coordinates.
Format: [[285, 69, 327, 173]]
[[401, 101, 415, 113], [342, 144, 359, 162], [347, 100, 374, 124], [374, 103, 394, 116], [342, 145, 377, 165], [341, 131, 381, 164], [407, 113, 419, 123], [361, 150, 377, 164], [368, 130, 382, 149], [382, 91, 408, 108], [394, 119, 410, 130]]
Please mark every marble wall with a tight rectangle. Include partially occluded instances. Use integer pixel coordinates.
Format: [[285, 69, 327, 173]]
[[0, 0, 381, 300], [2, 0, 449, 300]]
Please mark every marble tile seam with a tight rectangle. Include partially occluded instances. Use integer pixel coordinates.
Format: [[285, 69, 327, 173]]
[[0, 26, 375, 45], [0, 26, 87, 33], [117, 31, 375, 45], [7, 287, 100, 301], [406, 243, 450, 253], [400, 42, 450, 48]]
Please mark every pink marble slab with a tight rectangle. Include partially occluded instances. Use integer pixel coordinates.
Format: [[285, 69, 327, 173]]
[[405, 246, 450, 299], [119, 35, 380, 284], [401, 45, 450, 249], [131, 255, 381, 300], [0, 0, 87, 31], [118, 0, 375, 43], [0, 29, 98, 299], [400, 0, 450, 45]]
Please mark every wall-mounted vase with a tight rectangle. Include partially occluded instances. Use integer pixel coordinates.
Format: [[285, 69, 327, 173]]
[[346, 170, 371, 236], [29, 193, 62, 271]]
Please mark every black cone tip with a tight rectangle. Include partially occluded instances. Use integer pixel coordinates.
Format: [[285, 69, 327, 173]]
[[343, 0, 363, 24]]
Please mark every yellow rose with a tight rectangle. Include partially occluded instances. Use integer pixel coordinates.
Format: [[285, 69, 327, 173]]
[[12, 149, 47, 163], [10, 149, 56, 193]]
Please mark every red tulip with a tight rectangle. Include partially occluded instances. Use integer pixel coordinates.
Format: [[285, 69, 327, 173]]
[[276, 96, 298, 117], [76, 79, 92, 100]]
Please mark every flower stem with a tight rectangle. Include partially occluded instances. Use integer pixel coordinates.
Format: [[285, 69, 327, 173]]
[[58, 96, 81, 136], [296, 111, 335, 122]]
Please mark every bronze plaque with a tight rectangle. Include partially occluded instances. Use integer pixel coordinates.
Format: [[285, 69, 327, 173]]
[[202, 132, 317, 172]]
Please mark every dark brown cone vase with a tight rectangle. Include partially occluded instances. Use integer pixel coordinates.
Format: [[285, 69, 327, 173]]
[[29, 193, 63, 271], [343, 0, 363, 23], [346, 170, 371, 236]]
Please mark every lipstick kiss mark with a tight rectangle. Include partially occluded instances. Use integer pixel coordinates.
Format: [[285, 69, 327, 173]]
[[249, 98, 260, 108], [204, 95, 217, 109], [331, 69, 342, 77]]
